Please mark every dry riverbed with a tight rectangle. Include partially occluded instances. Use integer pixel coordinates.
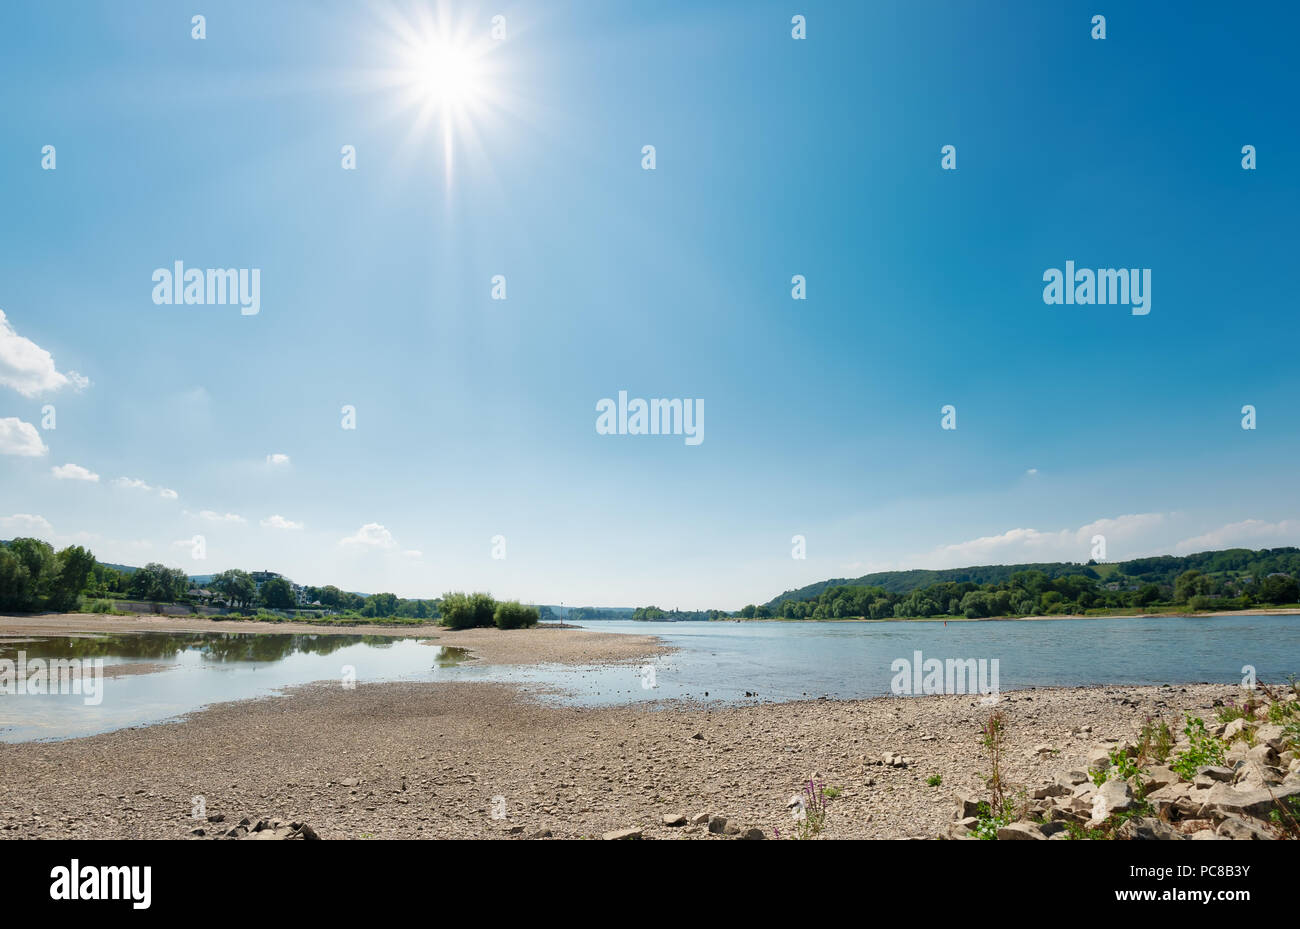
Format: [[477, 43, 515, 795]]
[[0, 611, 1253, 839]]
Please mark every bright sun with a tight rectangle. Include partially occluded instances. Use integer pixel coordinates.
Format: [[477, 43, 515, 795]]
[[366, 2, 509, 188], [410, 40, 485, 110]]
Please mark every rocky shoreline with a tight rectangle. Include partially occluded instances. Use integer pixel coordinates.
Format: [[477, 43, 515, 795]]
[[945, 685, 1300, 840], [3, 675, 1286, 839]]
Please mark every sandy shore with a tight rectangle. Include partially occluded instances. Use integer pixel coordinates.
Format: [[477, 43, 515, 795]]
[[0, 614, 1251, 840]]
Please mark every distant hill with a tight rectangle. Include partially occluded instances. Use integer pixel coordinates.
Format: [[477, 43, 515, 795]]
[[762, 547, 1300, 611]]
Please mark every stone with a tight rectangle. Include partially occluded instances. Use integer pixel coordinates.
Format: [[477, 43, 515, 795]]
[[954, 793, 983, 819], [1143, 766, 1180, 791], [1215, 815, 1272, 840], [661, 814, 687, 827], [1255, 724, 1285, 747], [1194, 765, 1234, 783], [690, 812, 711, 825], [1197, 781, 1300, 820], [1144, 782, 1192, 818], [602, 828, 642, 841], [1223, 718, 1248, 741], [1189, 829, 1223, 840], [529, 829, 553, 839], [1031, 783, 1069, 800], [1117, 817, 1185, 840], [1086, 746, 1113, 772], [707, 815, 728, 835], [1244, 744, 1280, 767], [737, 827, 765, 840], [996, 822, 1045, 840]]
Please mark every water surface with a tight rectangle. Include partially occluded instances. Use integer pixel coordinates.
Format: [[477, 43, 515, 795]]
[[2, 615, 1297, 742]]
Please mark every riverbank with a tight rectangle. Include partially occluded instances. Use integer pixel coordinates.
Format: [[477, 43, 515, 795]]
[[0, 674, 1256, 839], [0, 612, 670, 667]]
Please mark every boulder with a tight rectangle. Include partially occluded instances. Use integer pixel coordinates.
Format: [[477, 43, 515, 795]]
[[996, 822, 1046, 840], [1117, 817, 1185, 841], [1092, 779, 1135, 820], [1255, 724, 1285, 748], [602, 828, 643, 841], [1197, 781, 1300, 820], [1215, 815, 1273, 840], [1086, 746, 1113, 772]]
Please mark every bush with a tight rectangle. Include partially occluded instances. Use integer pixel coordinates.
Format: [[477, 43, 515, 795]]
[[494, 600, 539, 629], [439, 592, 497, 629]]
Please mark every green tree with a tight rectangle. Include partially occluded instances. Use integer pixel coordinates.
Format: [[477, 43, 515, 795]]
[[212, 569, 256, 609], [260, 576, 295, 609], [127, 562, 187, 602], [49, 545, 96, 611], [494, 600, 539, 629]]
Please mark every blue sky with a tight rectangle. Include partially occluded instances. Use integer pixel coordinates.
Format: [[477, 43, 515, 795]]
[[1, 0, 1298, 609]]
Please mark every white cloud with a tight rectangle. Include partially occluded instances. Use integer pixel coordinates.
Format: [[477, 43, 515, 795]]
[[266, 453, 290, 467], [1025, 468, 1038, 476], [51, 463, 99, 482], [401, 549, 422, 558], [190, 510, 245, 524], [0, 513, 53, 534], [0, 309, 89, 397], [914, 512, 1167, 568], [340, 523, 397, 549], [0, 417, 48, 456], [114, 477, 179, 500], [260, 514, 303, 530], [1174, 519, 1300, 554]]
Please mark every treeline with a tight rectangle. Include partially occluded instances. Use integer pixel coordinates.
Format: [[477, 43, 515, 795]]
[[0, 539, 545, 628], [746, 559, 1300, 620], [762, 547, 1300, 612], [631, 605, 729, 622], [538, 605, 635, 622]]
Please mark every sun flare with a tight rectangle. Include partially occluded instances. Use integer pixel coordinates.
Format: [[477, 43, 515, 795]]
[[407, 40, 486, 111]]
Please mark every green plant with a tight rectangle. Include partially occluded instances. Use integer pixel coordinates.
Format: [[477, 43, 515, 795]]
[[792, 779, 831, 840], [822, 785, 842, 799], [1171, 717, 1227, 781], [1137, 715, 1176, 765], [979, 710, 1009, 816], [969, 797, 1014, 840], [926, 774, 942, 787]]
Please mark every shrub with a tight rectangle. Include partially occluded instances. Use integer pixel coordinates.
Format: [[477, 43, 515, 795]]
[[439, 592, 497, 629], [493, 600, 539, 629]]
